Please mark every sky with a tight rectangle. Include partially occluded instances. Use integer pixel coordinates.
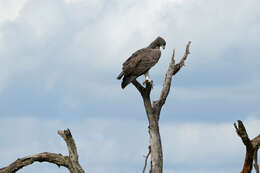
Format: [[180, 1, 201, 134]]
[[0, 0, 260, 173]]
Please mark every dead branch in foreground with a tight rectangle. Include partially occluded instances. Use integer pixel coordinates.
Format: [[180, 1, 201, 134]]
[[0, 129, 84, 173], [234, 120, 260, 173]]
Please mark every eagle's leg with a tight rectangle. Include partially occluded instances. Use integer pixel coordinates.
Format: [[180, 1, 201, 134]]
[[143, 71, 153, 86]]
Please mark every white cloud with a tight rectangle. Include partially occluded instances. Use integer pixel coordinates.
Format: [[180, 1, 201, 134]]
[[17, 0, 67, 39], [162, 116, 260, 173], [68, 0, 168, 68], [0, 0, 28, 22], [172, 79, 260, 102], [162, 121, 242, 165], [0, 0, 259, 93]]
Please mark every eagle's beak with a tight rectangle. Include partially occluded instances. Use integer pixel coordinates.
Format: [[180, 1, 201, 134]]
[[162, 45, 165, 49]]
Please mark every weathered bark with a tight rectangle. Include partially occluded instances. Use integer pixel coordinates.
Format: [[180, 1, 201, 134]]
[[234, 120, 260, 173], [253, 148, 259, 173], [0, 129, 84, 173], [0, 153, 69, 173], [132, 41, 191, 173]]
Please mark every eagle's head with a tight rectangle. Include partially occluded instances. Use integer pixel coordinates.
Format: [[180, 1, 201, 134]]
[[156, 36, 166, 49], [149, 36, 166, 49]]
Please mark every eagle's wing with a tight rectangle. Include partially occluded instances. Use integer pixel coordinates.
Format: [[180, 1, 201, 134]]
[[122, 48, 146, 75], [120, 48, 161, 88], [133, 48, 161, 75]]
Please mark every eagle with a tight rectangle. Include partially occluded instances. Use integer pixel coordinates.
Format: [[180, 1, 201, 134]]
[[117, 36, 166, 89]]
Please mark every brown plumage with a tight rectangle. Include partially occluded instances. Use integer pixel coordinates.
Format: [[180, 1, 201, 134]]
[[117, 37, 166, 89]]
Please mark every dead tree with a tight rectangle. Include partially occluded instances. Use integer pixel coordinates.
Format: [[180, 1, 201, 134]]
[[0, 129, 84, 173], [234, 120, 260, 173], [132, 41, 191, 173]]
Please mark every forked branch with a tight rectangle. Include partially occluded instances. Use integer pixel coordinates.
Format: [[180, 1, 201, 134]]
[[153, 41, 191, 119]]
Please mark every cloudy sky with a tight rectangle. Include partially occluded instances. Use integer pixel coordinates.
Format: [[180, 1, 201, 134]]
[[0, 0, 260, 172]]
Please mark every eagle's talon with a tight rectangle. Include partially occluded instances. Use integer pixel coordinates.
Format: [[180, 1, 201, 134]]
[[143, 79, 153, 88]]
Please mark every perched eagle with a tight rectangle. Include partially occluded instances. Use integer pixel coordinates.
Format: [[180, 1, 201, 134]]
[[117, 36, 166, 89]]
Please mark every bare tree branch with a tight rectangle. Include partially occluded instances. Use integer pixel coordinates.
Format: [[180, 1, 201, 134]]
[[132, 79, 153, 98], [132, 79, 154, 118], [142, 146, 151, 173], [0, 129, 84, 173], [0, 153, 68, 173], [234, 120, 260, 173], [234, 120, 252, 147], [157, 41, 191, 107], [132, 79, 145, 95], [58, 129, 85, 173], [58, 129, 79, 161], [152, 41, 191, 120], [173, 41, 191, 75], [155, 49, 175, 108], [252, 135, 260, 148], [253, 148, 259, 173]]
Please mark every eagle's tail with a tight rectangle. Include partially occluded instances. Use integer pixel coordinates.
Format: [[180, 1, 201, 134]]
[[121, 75, 136, 89], [117, 71, 124, 80]]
